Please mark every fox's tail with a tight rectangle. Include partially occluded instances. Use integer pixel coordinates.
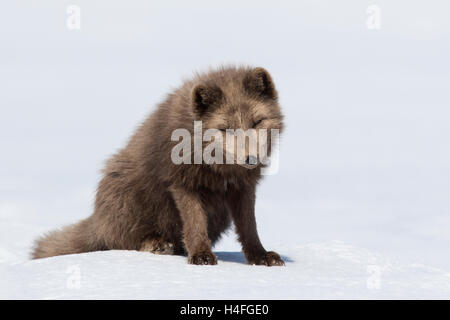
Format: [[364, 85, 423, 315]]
[[32, 219, 99, 259]]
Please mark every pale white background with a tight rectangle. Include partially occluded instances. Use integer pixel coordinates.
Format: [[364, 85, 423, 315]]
[[1, 1, 449, 299]]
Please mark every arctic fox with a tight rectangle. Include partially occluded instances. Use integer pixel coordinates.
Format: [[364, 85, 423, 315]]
[[32, 66, 285, 266]]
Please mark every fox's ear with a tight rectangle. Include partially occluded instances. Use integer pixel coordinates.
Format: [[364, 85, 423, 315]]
[[243, 67, 277, 100], [192, 84, 224, 117]]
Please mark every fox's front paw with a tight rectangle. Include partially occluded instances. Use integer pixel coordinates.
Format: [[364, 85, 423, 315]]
[[188, 251, 218, 265], [249, 251, 285, 266]]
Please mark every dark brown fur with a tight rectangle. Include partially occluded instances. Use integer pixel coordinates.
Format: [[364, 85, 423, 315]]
[[32, 66, 285, 266]]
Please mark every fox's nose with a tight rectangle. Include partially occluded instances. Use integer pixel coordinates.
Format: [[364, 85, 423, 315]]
[[245, 155, 258, 165]]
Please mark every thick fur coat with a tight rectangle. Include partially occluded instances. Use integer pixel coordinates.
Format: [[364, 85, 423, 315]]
[[32, 66, 285, 266]]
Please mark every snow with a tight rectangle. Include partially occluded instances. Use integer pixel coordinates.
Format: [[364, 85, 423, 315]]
[[1, 1, 450, 299], [2, 241, 450, 299]]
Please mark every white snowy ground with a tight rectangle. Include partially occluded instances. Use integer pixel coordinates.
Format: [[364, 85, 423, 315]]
[[1, 203, 450, 299], [1, 1, 450, 299], [2, 239, 450, 299]]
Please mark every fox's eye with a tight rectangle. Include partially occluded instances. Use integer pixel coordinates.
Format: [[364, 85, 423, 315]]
[[253, 119, 264, 127]]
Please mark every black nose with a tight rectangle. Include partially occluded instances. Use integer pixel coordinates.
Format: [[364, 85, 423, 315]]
[[246, 156, 258, 165]]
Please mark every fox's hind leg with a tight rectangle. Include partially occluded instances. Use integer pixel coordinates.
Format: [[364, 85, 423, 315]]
[[140, 238, 175, 255]]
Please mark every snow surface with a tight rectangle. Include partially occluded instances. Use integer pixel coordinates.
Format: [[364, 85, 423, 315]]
[[1, 1, 450, 299], [2, 241, 450, 299]]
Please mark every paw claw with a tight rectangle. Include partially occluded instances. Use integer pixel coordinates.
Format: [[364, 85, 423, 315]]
[[250, 251, 285, 266], [140, 238, 175, 255], [188, 251, 218, 265]]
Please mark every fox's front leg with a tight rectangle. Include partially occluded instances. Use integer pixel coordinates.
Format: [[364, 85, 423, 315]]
[[170, 186, 217, 265], [228, 185, 284, 266]]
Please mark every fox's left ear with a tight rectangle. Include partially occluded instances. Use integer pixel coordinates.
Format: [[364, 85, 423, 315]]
[[243, 67, 278, 100], [192, 84, 224, 118]]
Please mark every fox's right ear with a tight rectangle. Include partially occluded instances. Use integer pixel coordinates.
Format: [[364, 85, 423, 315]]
[[192, 84, 224, 118], [243, 67, 278, 100]]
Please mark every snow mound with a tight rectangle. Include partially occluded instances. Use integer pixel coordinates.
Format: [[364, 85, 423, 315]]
[[1, 241, 449, 299]]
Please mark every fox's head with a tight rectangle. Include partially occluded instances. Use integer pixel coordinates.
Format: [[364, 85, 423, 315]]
[[190, 67, 284, 172]]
